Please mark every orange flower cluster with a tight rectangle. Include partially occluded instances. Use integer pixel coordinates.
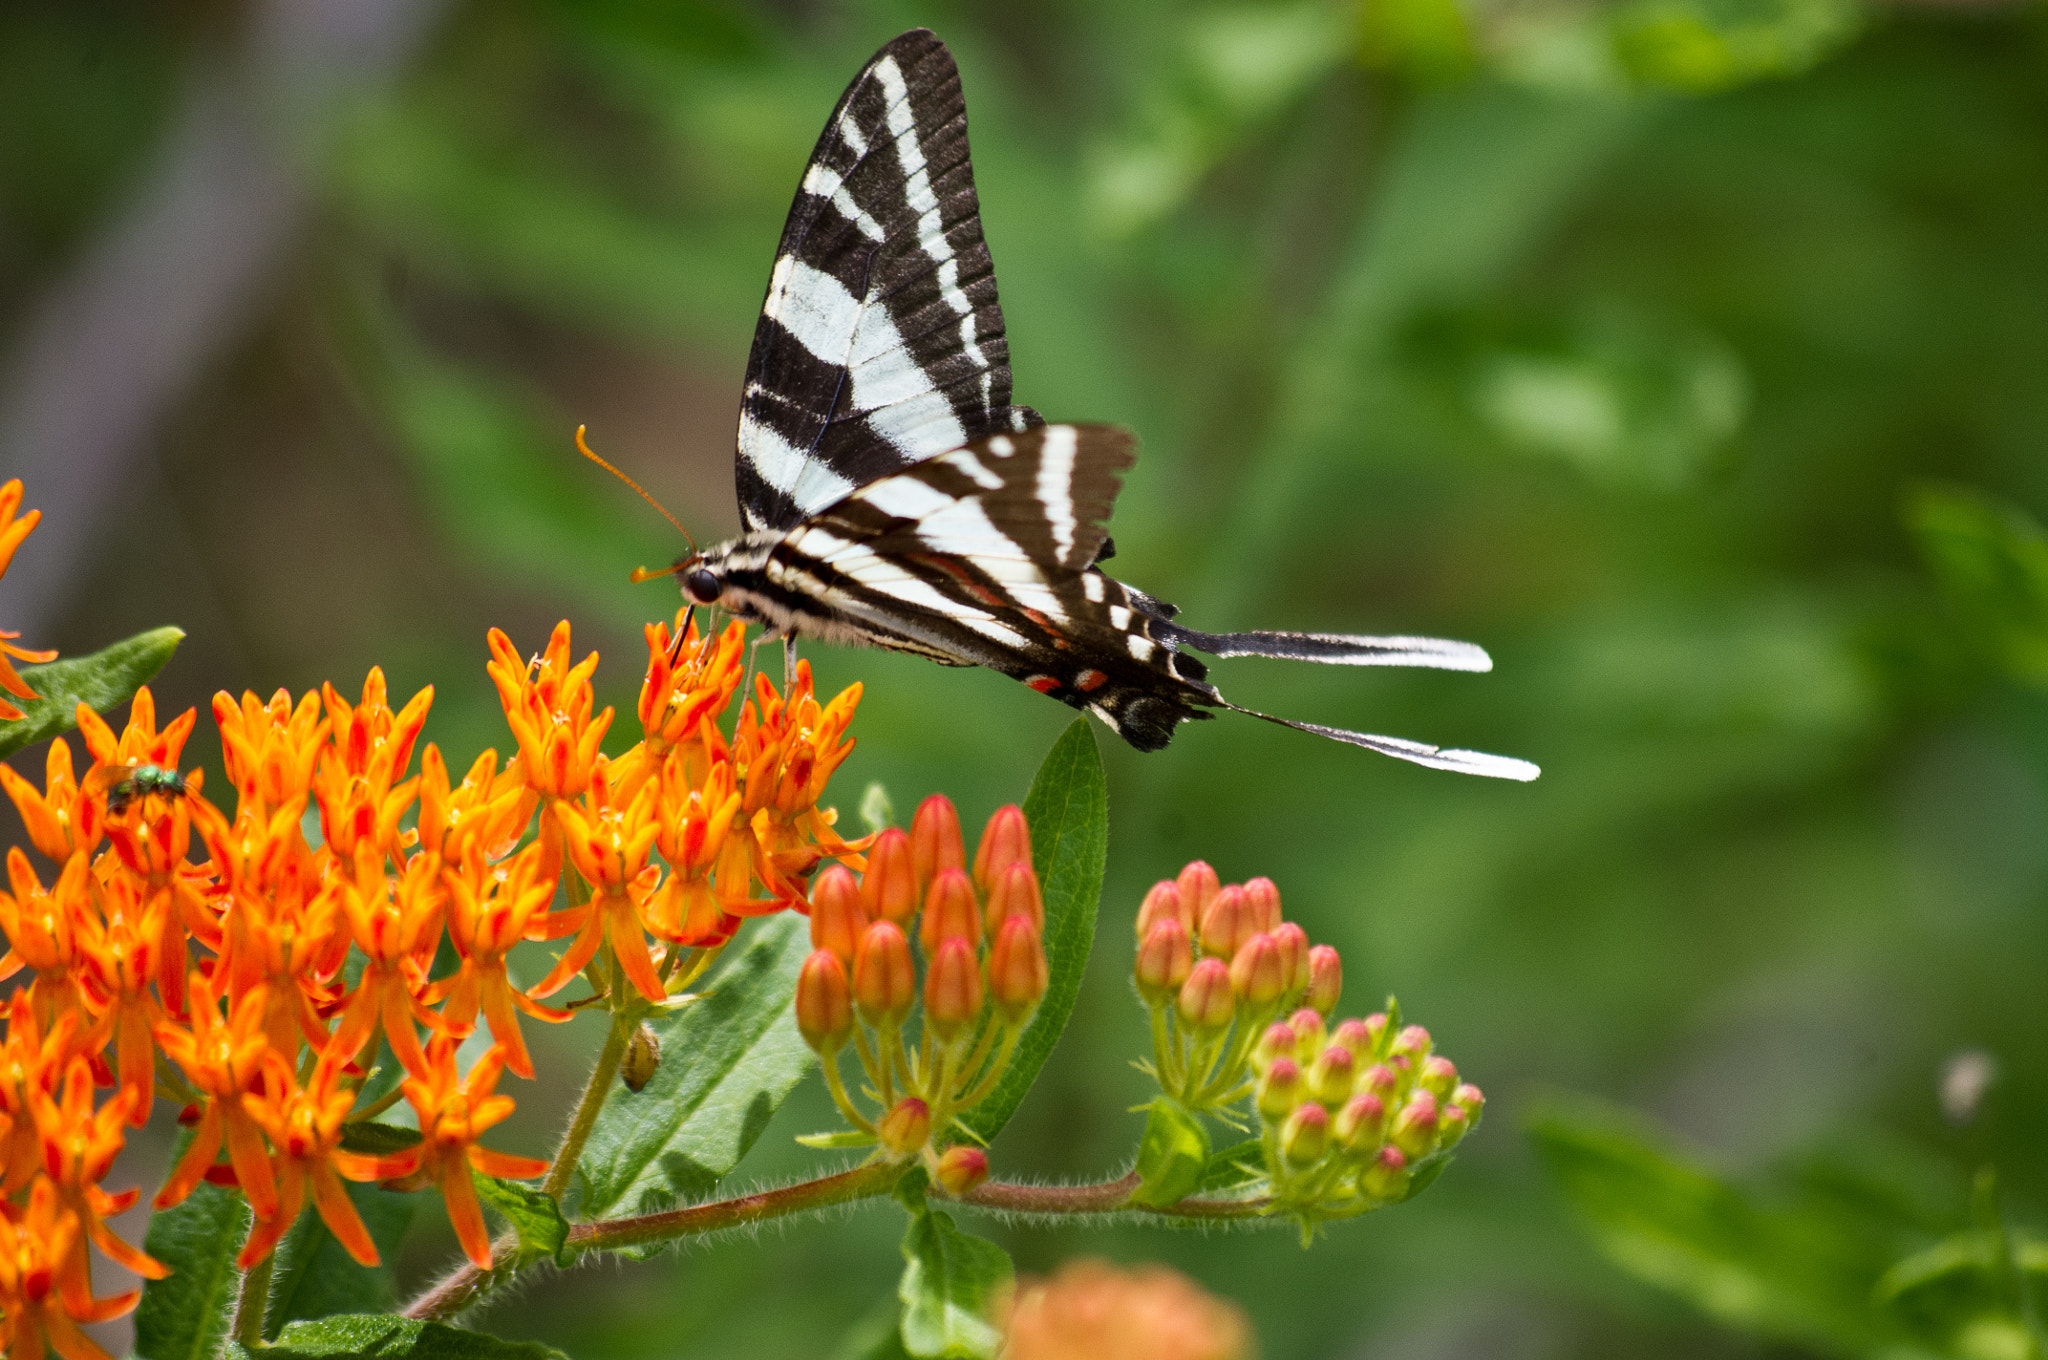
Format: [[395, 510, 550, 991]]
[[0, 612, 867, 1359], [1003, 1258, 1253, 1360]]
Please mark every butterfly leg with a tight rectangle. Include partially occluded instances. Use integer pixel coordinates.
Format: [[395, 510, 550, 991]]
[[784, 637, 799, 689]]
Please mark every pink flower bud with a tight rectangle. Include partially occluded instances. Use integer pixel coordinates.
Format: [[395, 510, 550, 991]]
[[1280, 1101, 1329, 1168], [919, 867, 982, 954], [1176, 860, 1220, 926], [1135, 879, 1185, 940], [1243, 876, 1282, 932], [924, 937, 984, 1043], [860, 827, 917, 924], [1418, 1055, 1458, 1100], [1289, 1008, 1326, 1062], [795, 949, 853, 1053], [1307, 1043, 1356, 1107], [1251, 1021, 1298, 1073], [1360, 1011, 1390, 1055], [1257, 1058, 1304, 1121], [1199, 884, 1256, 960], [1360, 1063, 1399, 1103], [1177, 957, 1235, 1032], [988, 913, 1049, 1024], [878, 1097, 931, 1160], [1361, 1146, 1407, 1198], [809, 865, 867, 966], [1451, 1083, 1486, 1127], [934, 1145, 989, 1196], [1391, 1090, 1440, 1160], [1305, 945, 1342, 1017], [1269, 922, 1309, 994], [853, 920, 915, 1027], [1390, 1024, 1432, 1064], [1436, 1103, 1470, 1151], [911, 794, 965, 892], [1227, 933, 1286, 1006], [984, 860, 1043, 934], [1334, 1092, 1388, 1150], [1330, 1018, 1372, 1054], [1134, 917, 1194, 1006], [972, 803, 1031, 893]]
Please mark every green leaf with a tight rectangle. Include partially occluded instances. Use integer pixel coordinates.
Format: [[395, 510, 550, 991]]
[[1196, 1139, 1268, 1195], [1530, 1098, 1898, 1354], [956, 720, 1107, 1145], [572, 912, 814, 1223], [1129, 1098, 1211, 1208], [897, 1207, 1014, 1360], [473, 1171, 570, 1267], [227, 1314, 567, 1360], [264, 1179, 417, 1330], [1904, 483, 2048, 687], [0, 626, 182, 759], [133, 1177, 250, 1360]]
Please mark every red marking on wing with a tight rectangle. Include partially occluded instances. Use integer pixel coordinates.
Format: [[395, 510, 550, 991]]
[[908, 552, 1008, 610], [1076, 669, 1108, 692], [1025, 675, 1061, 695]]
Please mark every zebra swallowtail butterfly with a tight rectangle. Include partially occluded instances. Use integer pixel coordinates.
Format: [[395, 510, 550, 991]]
[[666, 29, 1537, 781]]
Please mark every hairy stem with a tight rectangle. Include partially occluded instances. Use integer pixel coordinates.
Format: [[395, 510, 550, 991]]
[[540, 1010, 632, 1202], [401, 1165, 1273, 1322], [232, 1247, 275, 1348]]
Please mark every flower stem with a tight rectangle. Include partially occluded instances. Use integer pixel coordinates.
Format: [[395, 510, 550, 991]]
[[232, 1248, 275, 1348], [541, 1008, 633, 1202], [401, 1165, 1272, 1323]]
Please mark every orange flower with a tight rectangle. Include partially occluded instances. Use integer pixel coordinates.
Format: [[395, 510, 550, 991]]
[[434, 842, 570, 1079], [74, 686, 195, 780], [0, 1178, 138, 1360], [213, 688, 328, 819], [0, 997, 78, 1197], [637, 614, 745, 759], [238, 1054, 391, 1268], [726, 662, 869, 901], [28, 1057, 163, 1285], [328, 846, 448, 1077], [415, 745, 533, 866], [539, 764, 667, 1002], [645, 755, 744, 947], [488, 622, 612, 800], [313, 672, 429, 864], [153, 973, 279, 1218], [0, 739, 101, 864], [1003, 1259, 1253, 1360], [73, 876, 170, 1124], [201, 792, 342, 1040], [369, 1038, 548, 1269], [0, 480, 57, 723], [0, 850, 91, 1035]]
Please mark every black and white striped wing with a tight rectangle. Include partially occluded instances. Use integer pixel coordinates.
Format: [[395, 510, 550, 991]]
[[766, 425, 1540, 779], [736, 29, 1039, 534]]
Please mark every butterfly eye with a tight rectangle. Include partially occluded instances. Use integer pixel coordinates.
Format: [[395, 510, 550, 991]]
[[684, 568, 723, 604]]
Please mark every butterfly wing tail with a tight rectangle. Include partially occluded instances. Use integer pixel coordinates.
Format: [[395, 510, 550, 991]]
[[1154, 623, 1493, 672], [1217, 699, 1540, 781]]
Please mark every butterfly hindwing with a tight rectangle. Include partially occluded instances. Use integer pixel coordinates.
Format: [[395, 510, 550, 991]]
[[736, 29, 1040, 534]]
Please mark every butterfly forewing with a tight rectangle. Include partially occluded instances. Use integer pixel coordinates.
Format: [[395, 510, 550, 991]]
[[737, 29, 1040, 534]]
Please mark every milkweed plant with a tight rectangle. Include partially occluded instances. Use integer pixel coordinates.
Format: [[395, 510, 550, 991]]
[[0, 479, 1485, 1360]]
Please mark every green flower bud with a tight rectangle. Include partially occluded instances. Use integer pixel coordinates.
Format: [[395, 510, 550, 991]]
[[1391, 1090, 1440, 1160], [1307, 1044, 1356, 1107], [1418, 1055, 1458, 1101], [1256, 1058, 1304, 1122], [1333, 1092, 1388, 1150], [1360, 1146, 1408, 1199], [1280, 1101, 1329, 1168], [1251, 1021, 1298, 1074], [878, 1096, 932, 1160]]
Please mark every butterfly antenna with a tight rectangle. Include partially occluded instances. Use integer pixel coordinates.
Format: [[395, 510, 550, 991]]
[[574, 425, 698, 570]]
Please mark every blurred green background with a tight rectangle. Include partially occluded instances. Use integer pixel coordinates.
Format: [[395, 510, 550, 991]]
[[6, 0, 2048, 1355]]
